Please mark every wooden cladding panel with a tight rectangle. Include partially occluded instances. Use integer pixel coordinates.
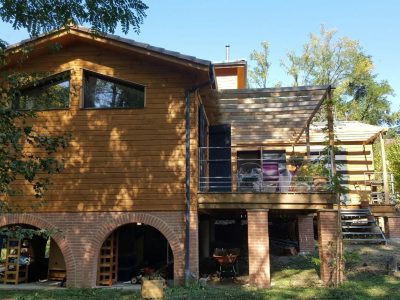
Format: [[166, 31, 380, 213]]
[[7, 41, 202, 212]]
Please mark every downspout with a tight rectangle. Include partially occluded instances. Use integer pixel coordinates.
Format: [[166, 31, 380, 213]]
[[184, 64, 215, 286]]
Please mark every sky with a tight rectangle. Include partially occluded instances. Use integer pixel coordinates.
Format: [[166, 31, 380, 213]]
[[1, 0, 399, 112]]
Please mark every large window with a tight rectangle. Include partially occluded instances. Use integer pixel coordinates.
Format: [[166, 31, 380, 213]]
[[13, 72, 70, 110], [84, 71, 145, 108]]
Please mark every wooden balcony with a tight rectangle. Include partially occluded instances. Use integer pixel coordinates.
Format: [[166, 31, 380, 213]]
[[198, 192, 336, 210]]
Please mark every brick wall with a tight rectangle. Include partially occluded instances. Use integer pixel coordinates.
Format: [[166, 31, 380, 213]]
[[0, 211, 186, 287], [298, 215, 315, 254], [317, 210, 343, 286], [189, 208, 199, 280], [385, 217, 400, 238], [247, 209, 270, 288]]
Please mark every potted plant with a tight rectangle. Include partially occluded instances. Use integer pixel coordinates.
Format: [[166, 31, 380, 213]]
[[288, 156, 310, 192]]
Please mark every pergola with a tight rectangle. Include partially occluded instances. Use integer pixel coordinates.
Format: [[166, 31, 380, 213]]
[[202, 85, 333, 147]]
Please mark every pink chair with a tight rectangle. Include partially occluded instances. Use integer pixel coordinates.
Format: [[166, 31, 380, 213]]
[[262, 163, 279, 192]]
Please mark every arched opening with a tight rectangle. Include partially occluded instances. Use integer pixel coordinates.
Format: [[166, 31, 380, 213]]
[[97, 223, 173, 286], [0, 224, 67, 286]]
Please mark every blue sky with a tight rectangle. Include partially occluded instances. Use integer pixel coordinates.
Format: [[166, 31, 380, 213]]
[[1, 0, 399, 111]]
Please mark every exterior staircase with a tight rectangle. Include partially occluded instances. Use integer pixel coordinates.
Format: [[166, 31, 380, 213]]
[[341, 208, 386, 244]]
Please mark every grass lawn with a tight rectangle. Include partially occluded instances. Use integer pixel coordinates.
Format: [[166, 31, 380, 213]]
[[1, 242, 399, 299], [1, 273, 398, 299]]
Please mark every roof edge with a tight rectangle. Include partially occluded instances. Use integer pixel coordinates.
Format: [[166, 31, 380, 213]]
[[6, 26, 212, 70]]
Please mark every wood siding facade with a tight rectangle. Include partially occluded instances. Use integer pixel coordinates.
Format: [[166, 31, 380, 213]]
[[7, 36, 208, 213]]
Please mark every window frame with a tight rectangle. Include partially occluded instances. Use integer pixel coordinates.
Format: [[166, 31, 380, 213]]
[[82, 70, 146, 110], [13, 70, 71, 111]]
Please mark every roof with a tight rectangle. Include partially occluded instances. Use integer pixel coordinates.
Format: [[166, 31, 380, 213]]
[[310, 121, 387, 144], [6, 26, 211, 69], [202, 85, 331, 145], [213, 59, 247, 66]]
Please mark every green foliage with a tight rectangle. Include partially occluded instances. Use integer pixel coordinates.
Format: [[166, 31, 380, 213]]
[[0, 0, 148, 36], [0, 36, 70, 214], [249, 41, 270, 88], [281, 24, 398, 126], [0, 225, 59, 240], [343, 250, 361, 270], [374, 135, 400, 198]]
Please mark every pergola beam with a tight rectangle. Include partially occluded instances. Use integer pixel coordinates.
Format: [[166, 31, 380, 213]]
[[293, 87, 330, 145], [203, 85, 333, 146]]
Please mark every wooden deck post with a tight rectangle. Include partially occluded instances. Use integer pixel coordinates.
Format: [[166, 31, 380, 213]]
[[306, 123, 311, 160], [379, 132, 390, 203]]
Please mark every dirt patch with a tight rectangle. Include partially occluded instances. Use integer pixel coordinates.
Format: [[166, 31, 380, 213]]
[[344, 238, 400, 275]]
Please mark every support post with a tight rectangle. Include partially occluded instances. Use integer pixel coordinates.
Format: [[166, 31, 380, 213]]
[[325, 87, 343, 286], [379, 132, 390, 203], [298, 215, 315, 254], [306, 123, 311, 160], [247, 209, 270, 288], [318, 210, 344, 286]]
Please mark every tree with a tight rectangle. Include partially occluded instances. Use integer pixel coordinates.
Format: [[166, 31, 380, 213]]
[[0, 0, 148, 36], [281, 25, 398, 126], [249, 41, 270, 88], [373, 135, 400, 199], [0, 44, 71, 212]]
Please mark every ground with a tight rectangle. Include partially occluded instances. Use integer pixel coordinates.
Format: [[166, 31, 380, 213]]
[[0, 240, 399, 299]]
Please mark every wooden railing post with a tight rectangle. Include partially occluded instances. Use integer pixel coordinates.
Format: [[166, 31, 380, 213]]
[[379, 132, 390, 203]]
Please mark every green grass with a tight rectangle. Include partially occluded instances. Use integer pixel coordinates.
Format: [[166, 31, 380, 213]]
[[1, 248, 399, 300], [1, 273, 399, 300]]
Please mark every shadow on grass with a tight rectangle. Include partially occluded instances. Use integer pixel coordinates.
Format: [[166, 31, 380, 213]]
[[1, 274, 400, 300]]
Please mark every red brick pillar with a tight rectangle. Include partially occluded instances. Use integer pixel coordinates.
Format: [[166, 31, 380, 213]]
[[247, 209, 270, 288], [317, 210, 343, 286], [189, 208, 199, 279], [385, 217, 400, 238], [298, 215, 315, 254]]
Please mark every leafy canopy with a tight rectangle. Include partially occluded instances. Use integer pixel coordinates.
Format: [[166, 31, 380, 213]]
[[249, 41, 270, 88], [281, 25, 398, 126], [0, 0, 148, 36]]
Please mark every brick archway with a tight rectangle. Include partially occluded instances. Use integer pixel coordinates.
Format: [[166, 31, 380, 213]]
[[0, 214, 77, 287], [92, 212, 184, 285]]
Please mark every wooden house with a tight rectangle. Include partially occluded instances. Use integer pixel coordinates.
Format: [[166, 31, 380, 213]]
[[0, 26, 398, 288]]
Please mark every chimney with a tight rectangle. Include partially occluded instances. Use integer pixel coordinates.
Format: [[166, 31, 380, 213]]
[[225, 45, 230, 62]]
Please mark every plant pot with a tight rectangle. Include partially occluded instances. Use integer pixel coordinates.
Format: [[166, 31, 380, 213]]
[[296, 182, 310, 192], [141, 278, 165, 299], [313, 176, 328, 192]]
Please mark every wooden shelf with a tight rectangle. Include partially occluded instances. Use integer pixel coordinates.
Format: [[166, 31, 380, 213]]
[[3, 238, 30, 285], [97, 231, 118, 286]]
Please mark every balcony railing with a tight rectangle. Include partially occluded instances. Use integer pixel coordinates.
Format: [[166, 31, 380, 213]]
[[364, 172, 398, 204], [198, 147, 331, 193]]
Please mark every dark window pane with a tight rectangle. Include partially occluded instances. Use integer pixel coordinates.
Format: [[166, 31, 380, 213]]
[[15, 72, 70, 110], [84, 72, 144, 108]]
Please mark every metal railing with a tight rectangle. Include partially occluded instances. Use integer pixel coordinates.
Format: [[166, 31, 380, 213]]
[[364, 172, 398, 204], [198, 146, 331, 193]]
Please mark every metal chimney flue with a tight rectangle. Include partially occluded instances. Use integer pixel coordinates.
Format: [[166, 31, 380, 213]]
[[225, 45, 230, 62]]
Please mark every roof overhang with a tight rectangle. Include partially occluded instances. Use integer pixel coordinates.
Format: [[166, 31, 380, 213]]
[[202, 85, 332, 145], [5, 26, 211, 73], [310, 121, 388, 145]]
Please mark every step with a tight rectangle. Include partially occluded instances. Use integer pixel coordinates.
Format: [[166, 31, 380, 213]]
[[342, 232, 383, 235], [342, 225, 375, 229], [341, 209, 370, 213], [341, 214, 370, 218], [344, 238, 386, 243]]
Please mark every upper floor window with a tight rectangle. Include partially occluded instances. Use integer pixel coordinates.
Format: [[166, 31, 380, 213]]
[[13, 71, 70, 110], [83, 71, 145, 108]]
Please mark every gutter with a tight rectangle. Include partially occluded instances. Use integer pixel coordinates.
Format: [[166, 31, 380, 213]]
[[184, 64, 215, 286]]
